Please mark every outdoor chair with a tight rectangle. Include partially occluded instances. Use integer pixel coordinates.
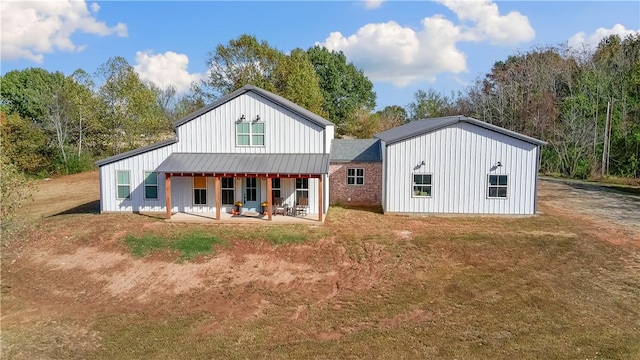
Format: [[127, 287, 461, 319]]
[[274, 197, 288, 216], [294, 198, 308, 217]]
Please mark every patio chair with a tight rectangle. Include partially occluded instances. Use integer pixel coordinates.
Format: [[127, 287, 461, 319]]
[[294, 197, 308, 217], [274, 197, 288, 216]]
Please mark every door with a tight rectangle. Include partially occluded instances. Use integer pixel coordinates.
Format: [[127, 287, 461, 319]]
[[243, 178, 261, 212]]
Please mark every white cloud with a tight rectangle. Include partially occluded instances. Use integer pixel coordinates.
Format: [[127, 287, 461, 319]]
[[134, 51, 202, 93], [436, 0, 534, 45], [0, 0, 127, 63], [568, 24, 640, 51], [363, 0, 384, 10], [318, 0, 534, 87]]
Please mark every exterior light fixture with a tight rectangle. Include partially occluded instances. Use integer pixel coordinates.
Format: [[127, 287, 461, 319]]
[[254, 114, 261, 122]]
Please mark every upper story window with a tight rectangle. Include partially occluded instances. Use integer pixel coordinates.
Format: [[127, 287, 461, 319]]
[[488, 174, 508, 198], [236, 121, 265, 146]]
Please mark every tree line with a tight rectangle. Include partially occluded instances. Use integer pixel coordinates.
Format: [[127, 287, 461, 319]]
[[1, 33, 639, 181]]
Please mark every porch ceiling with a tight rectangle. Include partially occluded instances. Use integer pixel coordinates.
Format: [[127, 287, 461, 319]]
[[156, 153, 329, 177]]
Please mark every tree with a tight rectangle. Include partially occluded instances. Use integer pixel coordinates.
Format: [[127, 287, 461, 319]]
[[272, 48, 325, 115], [376, 105, 408, 131], [305, 46, 376, 134], [407, 89, 457, 121], [95, 57, 170, 155], [203, 34, 284, 99], [0, 152, 34, 231], [1, 112, 50, 176]]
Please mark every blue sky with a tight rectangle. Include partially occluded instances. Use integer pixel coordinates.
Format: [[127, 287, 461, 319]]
[[2, 0, 639, 110]]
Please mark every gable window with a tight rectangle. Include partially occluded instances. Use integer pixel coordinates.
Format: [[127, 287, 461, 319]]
[[412, 173, 432, 197], [194, 176, 207, 205], [488, 174, 508, 198], [347, 168, 364, 185], [272, 178, 281, 200], [144, 171, 158, 200], [221, 177, 234, 205], [116, 170, 131, 199], [295, 178, 308, 204], [236, 122, 265, 146]]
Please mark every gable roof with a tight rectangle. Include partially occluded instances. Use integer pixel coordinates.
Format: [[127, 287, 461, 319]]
[[173, 85, 333, 128], [95, 137, 177, 167], [96, 85, 333, 167], [374, 115, 547, 146], [330, 139, 382, 163]]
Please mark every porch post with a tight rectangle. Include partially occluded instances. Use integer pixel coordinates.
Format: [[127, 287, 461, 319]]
[[318, 175, 323, 222], [266, 176, 273, 221], [215, 176, 221, 220], [165, 173, 172, 219]]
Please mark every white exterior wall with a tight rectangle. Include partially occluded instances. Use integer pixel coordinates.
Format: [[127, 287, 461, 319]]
[[99, 92, 333, 214], [175, 93, 326, 153], [99, 143, 178, 213], [383, 122, 540, 215]]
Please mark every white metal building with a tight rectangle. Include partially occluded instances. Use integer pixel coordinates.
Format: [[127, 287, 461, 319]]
[[375, 116, 547, 215], [96, 85, 334, 221]]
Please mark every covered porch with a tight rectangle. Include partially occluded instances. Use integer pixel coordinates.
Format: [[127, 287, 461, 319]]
[[156, 153, 330, 222]]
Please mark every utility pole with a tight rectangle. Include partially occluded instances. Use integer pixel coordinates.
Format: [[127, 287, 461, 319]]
[[601, 99, 613, 177]]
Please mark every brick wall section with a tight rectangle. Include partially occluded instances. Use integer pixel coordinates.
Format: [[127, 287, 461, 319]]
[[329, 162, 382, 205]]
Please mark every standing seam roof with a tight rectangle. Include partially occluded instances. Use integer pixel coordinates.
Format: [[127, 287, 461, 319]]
[[374, 115, 547, 146]]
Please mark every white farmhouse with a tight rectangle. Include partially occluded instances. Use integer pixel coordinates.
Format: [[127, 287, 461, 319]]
[[96, 86, 547, 220], [96, 85, 334, 221]]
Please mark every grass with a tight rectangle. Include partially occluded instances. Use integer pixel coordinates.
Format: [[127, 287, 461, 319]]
[[124, 231, 226, 261]]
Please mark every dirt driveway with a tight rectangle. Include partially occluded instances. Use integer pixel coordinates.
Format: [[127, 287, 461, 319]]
[[539, 178, 640, 241]]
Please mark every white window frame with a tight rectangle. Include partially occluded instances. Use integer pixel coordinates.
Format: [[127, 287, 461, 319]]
[[221, 177, 235, 205], [412, 173, 433, 198], [347, 168, 365, 186], [271, 178, 281, 200], [295, 178, 309, 205], [193, 177, 207, 205], [487, 174, 509, 199], [236, 121, 265, 147], [143, 171, 158, 200], [116, 170, 131, 200]]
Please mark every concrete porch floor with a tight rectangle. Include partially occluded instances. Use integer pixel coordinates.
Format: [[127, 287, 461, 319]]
[[166, 211, 326, 224]]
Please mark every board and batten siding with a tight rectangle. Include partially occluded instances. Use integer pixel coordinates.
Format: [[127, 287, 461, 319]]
[[99, 143, 178, 213], [175, 92, 328, 154], [383, 122, 540, 215]]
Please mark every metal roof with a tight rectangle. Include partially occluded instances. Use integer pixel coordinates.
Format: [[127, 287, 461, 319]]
[[374, 115, 547, 146], [173, 85, 334, 128], [156, 153, 330, 175], [330, 139, 382, 163], [95, 138, 177, 167]]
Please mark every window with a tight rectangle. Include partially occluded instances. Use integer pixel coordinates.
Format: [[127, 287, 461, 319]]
[[116, 170, 130, 199], [194, 176, 207, 205], [236, 122, 265, 146], [271, 178, 281, 200], [144, 171, 158, 200], [347, 168, 364, 185], [221, 177, 234, 205], [412, 174, 432, 197], [488, 174, 508, 198], [245, 178, 257, 202], [295, 178, 308, 204]]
